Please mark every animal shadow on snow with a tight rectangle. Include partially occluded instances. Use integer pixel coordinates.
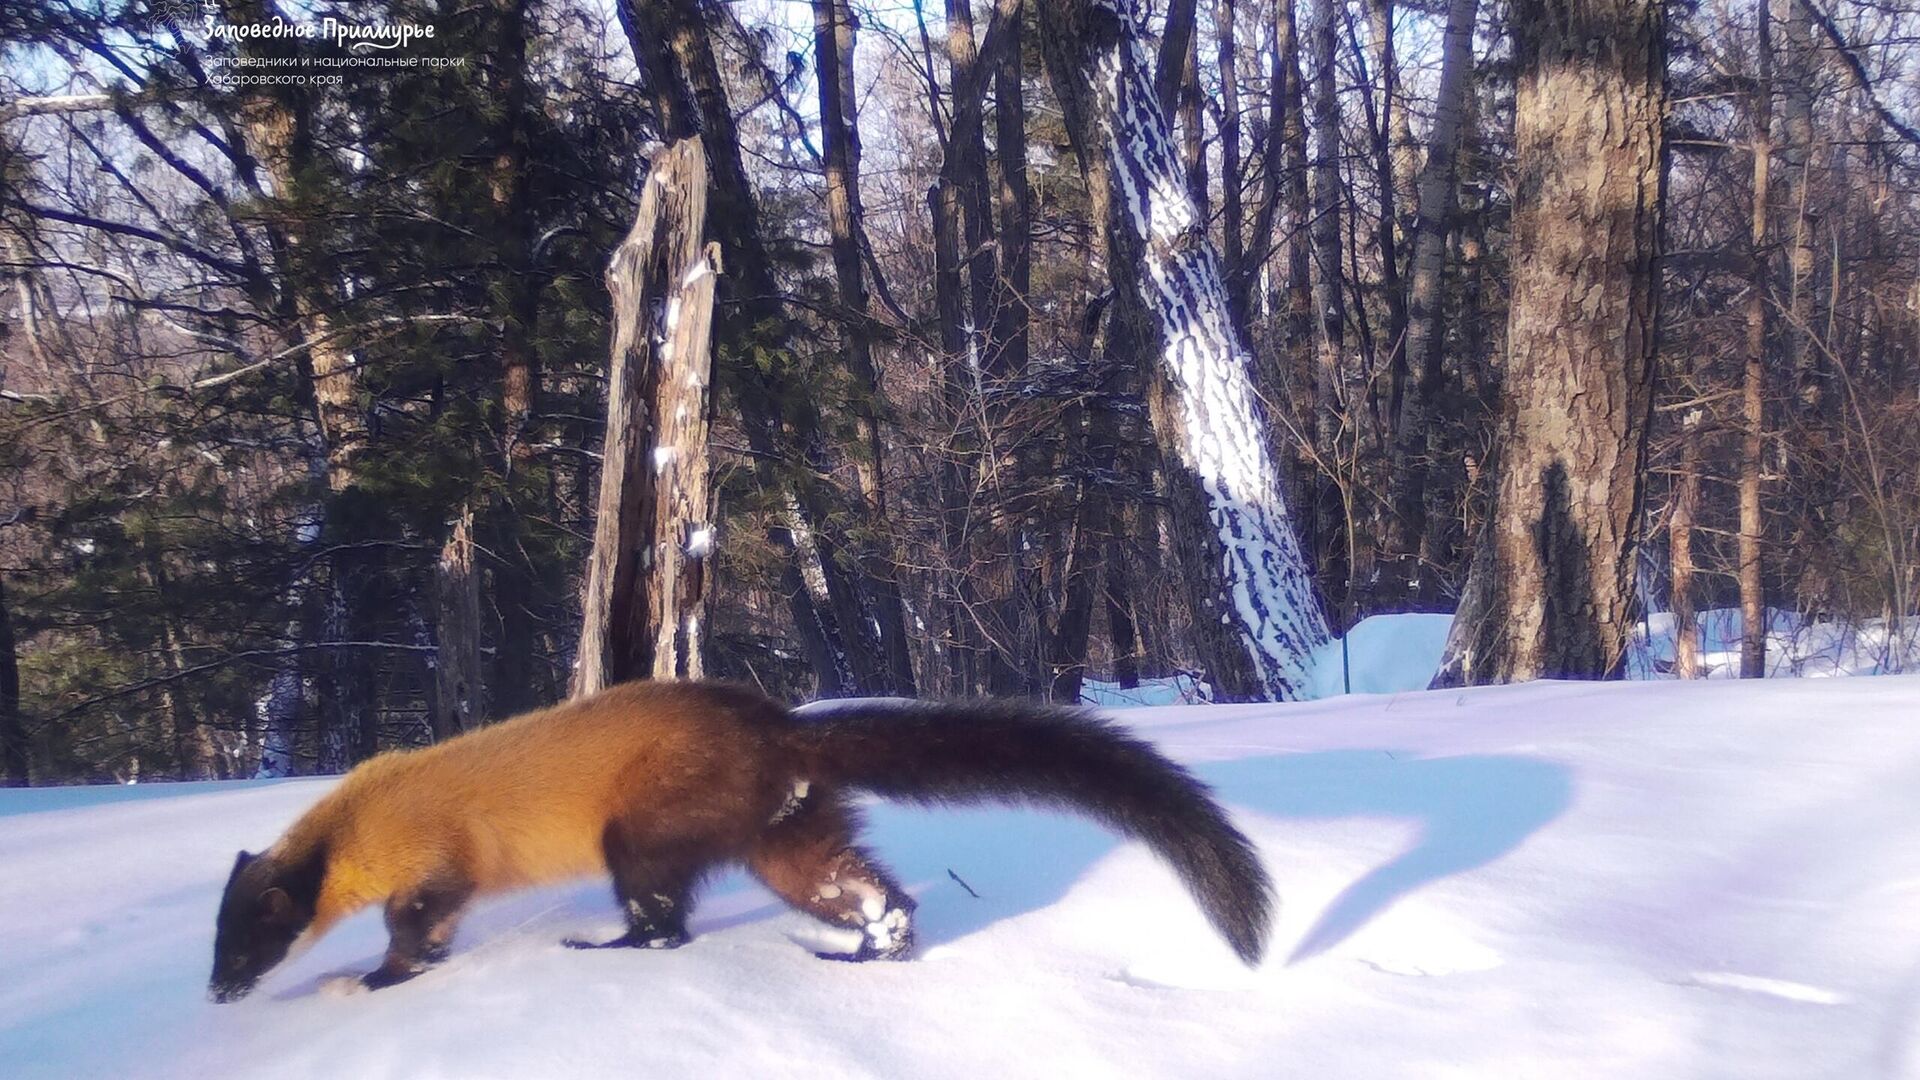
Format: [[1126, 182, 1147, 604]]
[[860, 750, 1572, 964]]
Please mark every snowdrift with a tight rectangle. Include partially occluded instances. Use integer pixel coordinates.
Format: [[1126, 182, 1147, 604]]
[[6, 675, 1919, 1078]]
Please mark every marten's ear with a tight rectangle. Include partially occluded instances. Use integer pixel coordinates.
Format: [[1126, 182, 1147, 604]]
[[259, 886, 295, 924], [227, 850, 255, 884]]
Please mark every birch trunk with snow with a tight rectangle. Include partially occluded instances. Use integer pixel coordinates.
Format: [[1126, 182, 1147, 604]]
[[1039, 0, 1330, 701], [574, 138, 716, 697]]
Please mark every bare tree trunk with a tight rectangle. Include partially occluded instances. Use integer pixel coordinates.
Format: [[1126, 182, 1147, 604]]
[[229, 0, 378, 767], [574, 139, 717, 695], [1778, 0, 1817, 407], [1040, 0, 1330, 700], [1045, 294, 1126, 704], [256, 488, 320, 778], [1104, 521, 1144, 690], [1309, 0, 1350, 608], [144, 548, 218, 779], [1277, 0, 1316, 523], [944, 0, 1000, 366], [621, 0, 879, 694], [0, 576, 26, 786], [1360, 0, 1410, 471], [485, 0, 546, 721], [1155, 0, 1200, 119], [1364, 0, 1417, 228], [812, 0, 917, 695], [993, 0, 1044, 697], [1387, 0, 1478, 605], [433, 507, 483, 737], [1178, 24, 1208, 211], [1741, 5, 1774, 679], [1451, 0, 1665, 682], [1215, 0, 1245, 329], [1044, 395, 1102, 704], [1671, 407, 1702, 679]]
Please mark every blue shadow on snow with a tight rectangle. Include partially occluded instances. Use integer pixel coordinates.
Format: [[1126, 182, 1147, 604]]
[[859, 750, 1572, 964]]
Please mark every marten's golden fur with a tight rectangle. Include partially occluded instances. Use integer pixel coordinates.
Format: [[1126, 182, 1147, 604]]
[[209, 681, 1273, 1002], [287, 682, 791, 937]]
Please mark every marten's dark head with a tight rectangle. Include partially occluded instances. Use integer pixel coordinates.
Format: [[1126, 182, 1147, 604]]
[[208, 848, 323, 1003]]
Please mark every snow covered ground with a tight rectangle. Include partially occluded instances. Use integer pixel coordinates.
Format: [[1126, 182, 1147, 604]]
[[1084, 608, 1914, 708], [7, 674, 1920, 1078], [1628, 608, 1920, 680]]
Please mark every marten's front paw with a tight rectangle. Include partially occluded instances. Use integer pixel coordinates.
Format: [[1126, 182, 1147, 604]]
[[563, 928, 690, 950], [360, 964, 425, 991]]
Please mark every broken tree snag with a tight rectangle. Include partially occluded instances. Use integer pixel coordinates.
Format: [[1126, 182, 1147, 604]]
[[1039, 0, 1330, 701], [433, 505, 482, 738], [575, 138, 718, 696]]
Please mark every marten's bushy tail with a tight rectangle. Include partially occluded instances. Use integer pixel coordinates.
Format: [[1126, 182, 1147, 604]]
[[783, 700, 1273, 964]]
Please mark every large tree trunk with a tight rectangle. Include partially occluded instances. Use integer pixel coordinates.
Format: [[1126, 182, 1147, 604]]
[[1447, 0, 1665, 682], [0, 575, 26, 786], [1039, 0, 1330, 701], [575, 139, 717, 695], [1386, 0, 1478, 605], [812, 0, 918, 695], [1741, 5, 1773, 679]]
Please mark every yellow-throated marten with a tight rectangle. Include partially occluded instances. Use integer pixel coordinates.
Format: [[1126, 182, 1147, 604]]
[[209, 681, 1273, 1002]]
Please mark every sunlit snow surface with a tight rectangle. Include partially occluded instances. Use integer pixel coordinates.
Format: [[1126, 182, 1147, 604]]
[[7, 675, 1920, 1078]]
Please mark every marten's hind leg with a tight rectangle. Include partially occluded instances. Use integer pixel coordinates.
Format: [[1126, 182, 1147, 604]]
[[564, 823, 711, 951], [746, 790, 916, 961]]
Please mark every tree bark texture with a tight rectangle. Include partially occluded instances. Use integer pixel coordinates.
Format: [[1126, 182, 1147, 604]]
[[433, 506, 483, 737], [1449, 0, 1665, 682], [1671, 406, 1702, 679], [574, 139, 717, 696], [1308, 0, 1349, 605]]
